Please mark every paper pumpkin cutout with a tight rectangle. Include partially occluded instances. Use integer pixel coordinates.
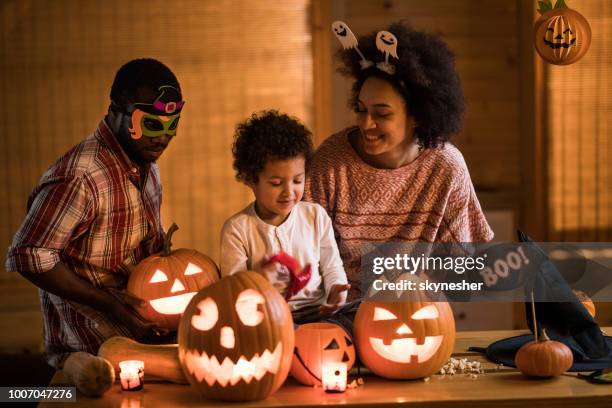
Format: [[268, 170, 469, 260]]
[[290, 322, 355, 386], [533, 2, 591, 65], [127, 223, 219, 330], [178, 272, 294, 402], [354, 296, 455, 379]]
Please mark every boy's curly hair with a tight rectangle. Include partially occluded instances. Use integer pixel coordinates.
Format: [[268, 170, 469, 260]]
[[337, 21, 465, 148], [232, 110, 313, 184]]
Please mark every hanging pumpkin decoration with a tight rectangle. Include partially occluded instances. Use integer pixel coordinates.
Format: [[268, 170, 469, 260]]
[[515, 328, 573, 377], [127, 223, 220, 330], [178, 271, 294, 402], [290, 322, 355, 386], [354, 287, 455, 379], [533, 0, 591, 65]]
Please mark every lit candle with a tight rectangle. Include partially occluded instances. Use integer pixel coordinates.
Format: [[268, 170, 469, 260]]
[[322, 362, 347, 393], [119, 360, 144, 391]]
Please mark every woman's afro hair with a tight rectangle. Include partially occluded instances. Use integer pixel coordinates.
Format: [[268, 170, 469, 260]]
[[232, 110, 313, 184], [337, 21, 465, 148]]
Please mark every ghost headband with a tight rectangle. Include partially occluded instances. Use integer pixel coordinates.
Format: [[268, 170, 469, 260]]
[[331, 21, 399, 75]]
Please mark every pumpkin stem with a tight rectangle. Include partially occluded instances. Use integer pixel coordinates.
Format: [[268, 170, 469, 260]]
[[537, 0, 553, 15], [162, 223, 179, 256], [540, 328, 551, 342]]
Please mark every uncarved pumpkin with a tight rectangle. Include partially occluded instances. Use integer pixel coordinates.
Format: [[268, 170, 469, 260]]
[[354, 289, 455, 379], [63, 352, 115, 397], [515, 329, 573, 377], [178, 271, 294, 402], [533, 5, 591, 65], [574, 290, 596, 318], [290, 322, 355, 386], [128, 223, 219, 330]]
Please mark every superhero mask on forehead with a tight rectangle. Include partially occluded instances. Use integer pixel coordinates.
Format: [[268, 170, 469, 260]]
[[127, 85, 185, 140]]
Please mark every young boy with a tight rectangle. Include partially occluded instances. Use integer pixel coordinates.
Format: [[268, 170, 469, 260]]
[[220, 110, 349, 320]]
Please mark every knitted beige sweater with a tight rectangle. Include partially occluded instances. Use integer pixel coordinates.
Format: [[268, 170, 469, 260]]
[[305, 127, 494, 300]]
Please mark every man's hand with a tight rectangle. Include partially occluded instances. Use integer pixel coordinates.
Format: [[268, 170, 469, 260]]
[[319, 283, 351, 316], [110, 291, 168, 339]]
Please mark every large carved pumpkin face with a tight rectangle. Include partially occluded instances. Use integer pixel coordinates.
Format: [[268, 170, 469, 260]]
[[534, 8, 591, 65], [178, 272, 294, 402], [127, 224, 219, 330], [354, 299, 455, 379], [290, 322, 355, 386]]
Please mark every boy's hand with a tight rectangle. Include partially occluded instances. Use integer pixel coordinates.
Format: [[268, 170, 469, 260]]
[[319, 283, 351, 316], [258, 260, 290, 295]]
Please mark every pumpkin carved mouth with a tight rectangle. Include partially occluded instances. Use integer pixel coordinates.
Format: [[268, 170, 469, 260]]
[[370, 336, 443, 363], [149, 292, 197, 314], [183, 342, 283, 387]]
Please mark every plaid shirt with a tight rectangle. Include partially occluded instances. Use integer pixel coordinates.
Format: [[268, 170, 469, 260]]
[[6, 120, 165, 367]]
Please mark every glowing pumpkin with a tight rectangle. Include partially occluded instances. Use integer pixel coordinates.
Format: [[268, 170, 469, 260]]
[[127, 223, 219, 330], [290, 322, 355, 386], [178, 271, 294, 401], [533, 2, 591, 65], [354, 297, 455, 379]]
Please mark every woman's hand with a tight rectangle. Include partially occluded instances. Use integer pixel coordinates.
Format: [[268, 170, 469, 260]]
[[319, 283, 351, 316]]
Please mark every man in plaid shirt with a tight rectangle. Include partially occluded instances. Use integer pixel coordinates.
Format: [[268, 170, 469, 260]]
[[6, 59, 184, 368]]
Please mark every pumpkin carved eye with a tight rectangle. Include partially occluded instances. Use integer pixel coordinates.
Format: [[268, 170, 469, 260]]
[[373, 307, 397, 321], [411, 305, 439, 320], [324, 339, 340, 350], [191, 297, 218, 331], [149, 269, 168, 283], [235, 289, 265, 326], [184, 262, 203, 276]]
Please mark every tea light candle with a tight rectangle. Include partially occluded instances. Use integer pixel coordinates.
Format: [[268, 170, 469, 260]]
[[322, 362, 347, 393], [119, 360, 144, 391]]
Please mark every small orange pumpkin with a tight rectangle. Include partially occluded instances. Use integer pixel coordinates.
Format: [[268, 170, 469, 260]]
[[127, 223, 219, 330], [354, 287, 455, 379], [574, 290, 596, 318], [178, 271, 294, 402], [533, 1, 591, 65], [515, 328, 573, 377], [290, 322, 355, 386]]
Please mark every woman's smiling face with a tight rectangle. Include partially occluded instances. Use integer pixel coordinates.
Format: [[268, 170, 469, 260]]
[[354, 76, 416, 159]]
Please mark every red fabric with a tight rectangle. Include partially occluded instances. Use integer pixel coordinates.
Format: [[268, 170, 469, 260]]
[[265, 252, 312, 300]]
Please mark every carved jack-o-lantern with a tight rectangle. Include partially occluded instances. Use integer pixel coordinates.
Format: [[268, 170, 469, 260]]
[[178, 272, 294, 402], [354, 297, 455, 379], [534, 2, 591, 65], [127, 223, 219, 330], [290, 322, 355, 386]]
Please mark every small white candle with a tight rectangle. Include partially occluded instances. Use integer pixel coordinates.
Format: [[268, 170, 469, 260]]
[[322, 362, 347, 393], [119, 360, 144, 391]]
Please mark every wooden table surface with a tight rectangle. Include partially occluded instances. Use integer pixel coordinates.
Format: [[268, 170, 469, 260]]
[[41, 328, 612, 408]]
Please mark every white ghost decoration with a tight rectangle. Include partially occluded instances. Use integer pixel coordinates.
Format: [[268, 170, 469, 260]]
[[375, 31, 399, 75], [331, 20, 373, 69]]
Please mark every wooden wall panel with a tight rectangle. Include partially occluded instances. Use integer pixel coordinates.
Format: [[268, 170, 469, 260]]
[[0, 0, 312, 279]]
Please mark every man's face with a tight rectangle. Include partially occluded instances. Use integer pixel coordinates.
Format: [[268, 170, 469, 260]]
[[112, 87, 182, 164]]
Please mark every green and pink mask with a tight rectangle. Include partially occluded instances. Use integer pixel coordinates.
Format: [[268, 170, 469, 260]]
[[127, 85, 185, 140]]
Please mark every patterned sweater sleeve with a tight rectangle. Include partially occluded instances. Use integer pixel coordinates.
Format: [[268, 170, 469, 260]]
[[440, 162, 494, 243]]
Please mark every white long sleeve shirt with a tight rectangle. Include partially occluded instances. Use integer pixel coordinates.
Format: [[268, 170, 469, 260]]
[[220, 201, 347, 311]]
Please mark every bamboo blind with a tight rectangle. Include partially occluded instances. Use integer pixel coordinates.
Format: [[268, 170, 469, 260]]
[[547, 0, 612, 241], [0, 0, 312, 279]]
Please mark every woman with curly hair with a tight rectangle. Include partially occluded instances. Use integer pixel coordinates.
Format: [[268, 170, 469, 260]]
[[306, 21, 494, 301], [220, 110, 351, 323]]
